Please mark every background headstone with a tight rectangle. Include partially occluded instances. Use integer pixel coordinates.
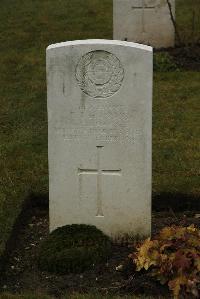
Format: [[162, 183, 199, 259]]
[[113, 0, 175, 48], [47, 40, 152, 239]]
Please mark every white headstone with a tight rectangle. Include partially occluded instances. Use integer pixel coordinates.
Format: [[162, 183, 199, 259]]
[[113, 0, 175, 48], [47, 40, 152, 239]]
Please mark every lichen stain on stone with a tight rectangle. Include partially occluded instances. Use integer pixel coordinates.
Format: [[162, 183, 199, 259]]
[[62, 80, 65, 95], [80, 91, 87, 111]]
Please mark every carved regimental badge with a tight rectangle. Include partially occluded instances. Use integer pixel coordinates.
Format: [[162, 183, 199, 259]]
[[75, 50, 124, 98]]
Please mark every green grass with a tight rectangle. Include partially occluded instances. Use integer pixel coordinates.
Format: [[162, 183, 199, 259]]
[[176, 0, 200, 44], [153, 71, 200, 196], [0, 0, 112, 258], [0, 0, 199, 261]]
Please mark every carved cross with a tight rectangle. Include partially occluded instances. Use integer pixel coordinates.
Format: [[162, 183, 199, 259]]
[[132, 0, 156, 33], [78, 146, 121, 217]]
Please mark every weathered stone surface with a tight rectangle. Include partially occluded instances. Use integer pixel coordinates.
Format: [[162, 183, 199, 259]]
[[47, 40, 152, 239], [113, 0, 175, 48]]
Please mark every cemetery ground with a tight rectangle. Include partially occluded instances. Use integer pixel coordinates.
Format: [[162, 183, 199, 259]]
[[0, 0, 199, 298], [0, 201, 200, 298]]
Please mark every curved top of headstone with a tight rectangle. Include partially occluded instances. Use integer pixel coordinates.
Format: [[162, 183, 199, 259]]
[[47, 39, 152, 52]]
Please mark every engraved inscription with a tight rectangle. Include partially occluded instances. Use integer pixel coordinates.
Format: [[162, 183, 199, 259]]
[[53, 103, 142, 144], [78, 146, 121, 217], [75, 50, 124, 98]]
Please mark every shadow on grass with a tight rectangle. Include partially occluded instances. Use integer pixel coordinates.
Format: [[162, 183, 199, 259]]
[[1, 191, 199, 279], [0, 193, 48, 278], [28, 191, 200, 213], [153, 192, 200, 212]]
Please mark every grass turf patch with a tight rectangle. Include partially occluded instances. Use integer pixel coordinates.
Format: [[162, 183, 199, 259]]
[[0, 0, 112, 260], [153, 71, 200, 197], [38, 224, 111, 274], [176, 0, 200, 45]]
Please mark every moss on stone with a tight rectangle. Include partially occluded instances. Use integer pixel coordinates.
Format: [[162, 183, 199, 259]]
[[38, 224, 112, 274]]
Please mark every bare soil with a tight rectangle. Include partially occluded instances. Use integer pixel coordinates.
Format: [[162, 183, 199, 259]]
[[0, 202, 199, 298], [164, 45, 200, 71]]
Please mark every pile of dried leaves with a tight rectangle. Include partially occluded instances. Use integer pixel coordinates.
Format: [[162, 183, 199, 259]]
[[128, 225, 200, 298]]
